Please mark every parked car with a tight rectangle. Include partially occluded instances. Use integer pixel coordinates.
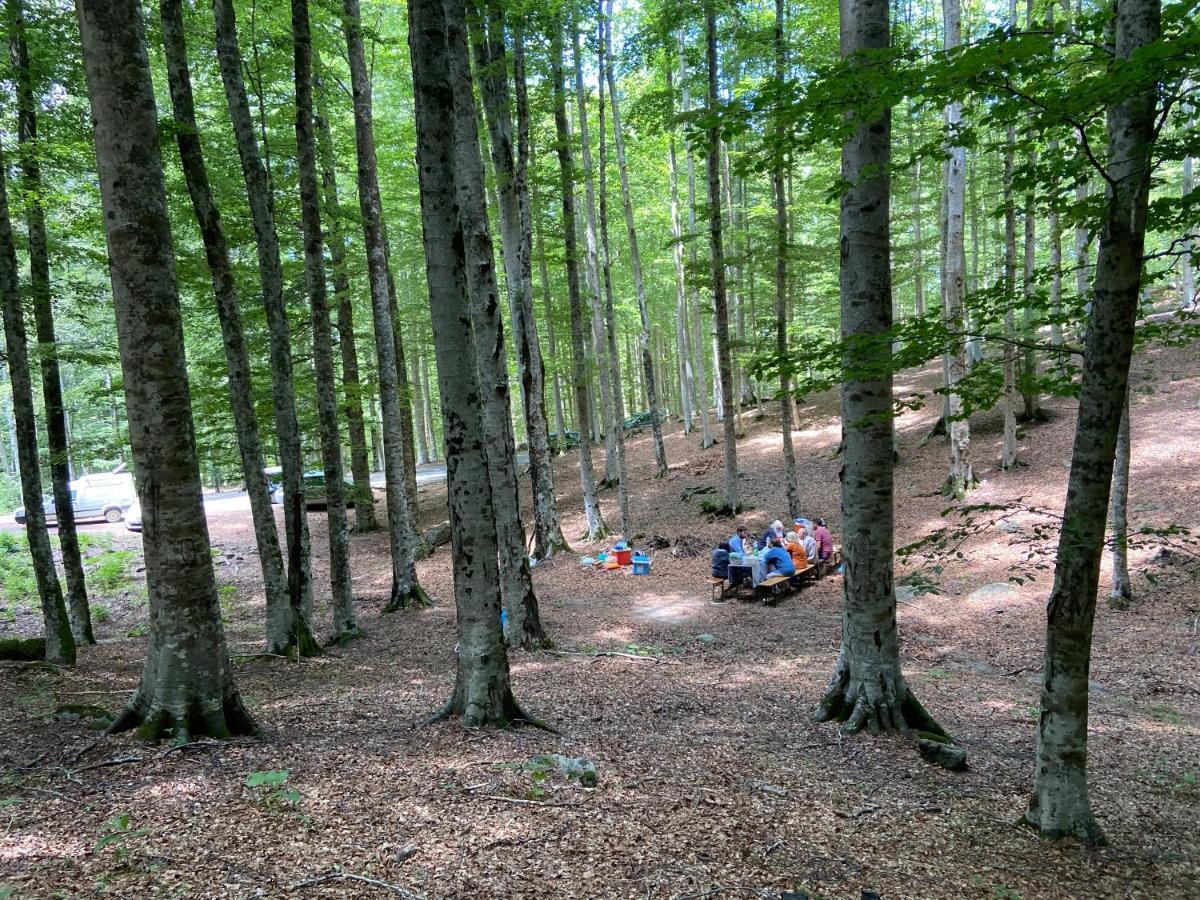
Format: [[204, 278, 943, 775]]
[[14, 473, 135, 526], [623, 410, 655, 432], [270, 471, 358, 507]]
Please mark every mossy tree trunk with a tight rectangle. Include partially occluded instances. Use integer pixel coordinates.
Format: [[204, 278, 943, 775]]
[[77, 0, 252, 738], [8, 0, 92, 645], [342, 0, 428, 611], [159, 0, 308, 656], [409, 0, 531, 725], [705, 5, 739, 512], [814, 0, 955, 760], [0, 146, 73, 667], [213, 0, 315, 650], [1024, 0, 1158, 844], [551, 15, 607, 543]]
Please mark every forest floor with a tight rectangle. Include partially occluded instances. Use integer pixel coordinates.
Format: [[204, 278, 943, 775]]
[[2, 341, 1198, 900]]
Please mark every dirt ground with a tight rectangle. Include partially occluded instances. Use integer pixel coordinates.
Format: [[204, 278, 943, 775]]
[[1, 343, 1198, 899]]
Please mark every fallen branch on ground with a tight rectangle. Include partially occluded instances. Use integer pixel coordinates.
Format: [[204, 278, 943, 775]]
[[291, 871, 424, 898], [480, 794, 583, 808]]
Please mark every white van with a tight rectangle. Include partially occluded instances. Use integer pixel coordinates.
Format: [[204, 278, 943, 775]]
[[13, 473, 136, 526]]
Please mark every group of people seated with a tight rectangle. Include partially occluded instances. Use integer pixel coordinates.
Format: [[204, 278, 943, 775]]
[[711, 517, 835, 586]]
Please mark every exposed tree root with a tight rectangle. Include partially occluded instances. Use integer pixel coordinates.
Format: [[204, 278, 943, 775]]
[[427, 689, 556, 733], [581, 525, 609, 544], [109, 689, 258, 743], [384, 581, 432, 614], [941, 473, 979, 500], [326, 624, 364, 646], [1020, 804, 1108, 846], [269, 616, 324, 658], [813, 663, 965, 770], [919, 416, 947, 446], [533, 531, 572, 561]]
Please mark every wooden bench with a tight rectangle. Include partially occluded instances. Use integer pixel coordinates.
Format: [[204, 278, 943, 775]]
[[817, 548, 842, 579], [708, 575, 728, 602], [755, 574, 792, 605], [789, 566, 818, 590]]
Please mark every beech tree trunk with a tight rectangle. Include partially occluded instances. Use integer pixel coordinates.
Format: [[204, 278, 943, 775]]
[[595, 12, 632, 539], [0, 148, 73, 665], [445, 0, 545, 649], [1001, 136, 1020, 467], [570, 22, 619, 489], [1108, 388, 1132, 607], [317, 86, 377, 533], [77, 0, 252, 738], [665, 54, 694, 438], [1181, 96, 1195, 308], [1074, 181, 1091, 302], [7, 0, 91, 645], [342, 0, 427, 611], [603, 0, 667, 477], [814, 0, 955, 762], [772, 0, 800, 519], [552, 15, 607, 542], [410, 334, 430, 465], [1024, 0, 1159, 844], [409, 0, 530, 726], [212, 0, 314, 639], [291, 0, 355, 640], [705, 7, 739, 512], [680, 35, 713, 450], [160, 0, 311, 655], [941, 0, 974, 499], [472, 6, 569, 560]]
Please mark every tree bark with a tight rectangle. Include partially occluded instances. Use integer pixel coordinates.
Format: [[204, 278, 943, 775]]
[[570, 20, 619, 489], [664, 52, 694, 438], [595, 9, 631, 538], [1108, 388, 1132, 607], [409, 0, 530, 726], [705, 6, 739, 512], [316, 83, 377, 533], [679, 34, 713, 450], [603, 0, 667, 476], [7, 0, 91, 644], [814, 0, 954, 760], [77, 0, 253, 737], [159, 0, 311, 655], [472, 6, 569, 559], [772, 0, 800, 519], [447, 0, 546, 648], [212, 0, 314, 639], [342, 0, 428, 612], [410, 332, 430, 465], [941, 0, 974, 499], [0, 147, 73, 665], [291, 0, 355, 639], [1024, 0, 1159, 844], [1001, 131, 1020, 469], [1180, 90, 1195, 308], [552, 14, 607, 542]]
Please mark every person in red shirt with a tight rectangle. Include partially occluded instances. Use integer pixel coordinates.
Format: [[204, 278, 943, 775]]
[[812, 518, 834, 561]]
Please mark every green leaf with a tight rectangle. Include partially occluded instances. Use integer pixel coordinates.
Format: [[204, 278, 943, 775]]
[[244, 770, 289, 789]]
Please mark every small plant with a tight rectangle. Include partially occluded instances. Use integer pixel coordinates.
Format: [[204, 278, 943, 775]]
[[89, 550, 136, 592], [126, 624, 147, 638], [244, 770, 301, 808], [92, 603, 111, 624], [94, 812, 149, 862]]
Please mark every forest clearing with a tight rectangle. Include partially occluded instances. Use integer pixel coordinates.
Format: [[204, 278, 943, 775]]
[[0, 0, 1197, 896], [3, 345, 1198, 898]]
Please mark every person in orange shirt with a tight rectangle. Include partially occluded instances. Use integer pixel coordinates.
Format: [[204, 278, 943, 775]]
[[784, 531, 811, 573]]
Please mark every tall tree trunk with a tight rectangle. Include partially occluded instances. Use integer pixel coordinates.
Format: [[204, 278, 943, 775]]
[[0, 149, 73, 665], [571, 20, 620, 488], [1074, 181, 1090, 302], [680, 33, 713, 449], [603, 0, 667, 476], [212, 0, 314, 638], [814, 0, 955, 762], [705, 6, 739, 512], [446, 0, 545, 648], [386, 263, 421, 519], [552, 14, 607, 542], [910, 121, 926, 318], [77, 0, 253, 737], [1001, 134, 1020, 468], [409, 0, 531, 726], [535, 193, 568, 442], [941, 0, 974, 499], [342, 0, 427, 611], [1108, 388, 1132, 608], [159, 0, 311, 655], [1181, 94, 1196, 308], [410, 333, 430, 465], [291, 0, 355, 639], [472, 6, 569, 559], [665, 52, 694, 437], [1024, 0, 1159, 844], [595, 9, 631, 538], [1022, 156, 1041, 418], [7, 0, 91, 644], [773, 0, 800, 519], [316, 86, 377, 533]]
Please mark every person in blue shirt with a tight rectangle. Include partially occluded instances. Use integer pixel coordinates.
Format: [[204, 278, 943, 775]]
[[729, 526, 751, 555], [761, 536, 795, 577]]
